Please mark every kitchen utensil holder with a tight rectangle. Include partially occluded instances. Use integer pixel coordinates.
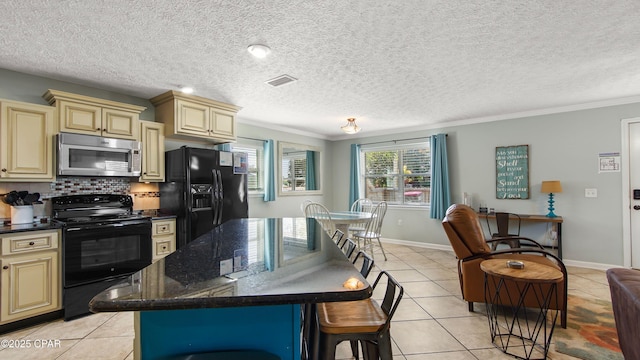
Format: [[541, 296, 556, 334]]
[[11, 205, 34, 224]]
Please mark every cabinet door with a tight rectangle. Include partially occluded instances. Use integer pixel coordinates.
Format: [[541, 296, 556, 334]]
[[58, 100, 102, 135], [0, 101, 55, 180], [210, 109, 235, 140], [102, 108, 139, 139], [175, 100, 210, 137], [152, 236, 175, 262], [140, 121, 165, 182], [0, 250, 60, 324]]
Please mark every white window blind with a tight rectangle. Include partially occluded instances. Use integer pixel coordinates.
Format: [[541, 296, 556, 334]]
[[232, 144, 263, 192], [281, 152, 307, 191], [361, 141, 430, 206]]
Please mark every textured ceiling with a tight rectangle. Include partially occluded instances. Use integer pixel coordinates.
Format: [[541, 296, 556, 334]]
[[2, 1, 640, 139]]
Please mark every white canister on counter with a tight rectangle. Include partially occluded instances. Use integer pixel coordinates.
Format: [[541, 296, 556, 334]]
[[10, 205, 34, 224]]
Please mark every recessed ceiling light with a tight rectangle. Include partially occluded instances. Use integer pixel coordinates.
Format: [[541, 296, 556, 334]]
[[180, 87, 194, 94], [247, 44, 271, 59]]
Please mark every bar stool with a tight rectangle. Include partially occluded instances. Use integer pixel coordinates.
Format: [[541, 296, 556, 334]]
[[331, 229, 345, 244], [349, 250, 375, 359], [340, 238, 357, 259], [316, 270, 403, 360]]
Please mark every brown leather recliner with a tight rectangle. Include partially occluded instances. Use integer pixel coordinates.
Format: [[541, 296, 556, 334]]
[[442, 204, 567, 328]]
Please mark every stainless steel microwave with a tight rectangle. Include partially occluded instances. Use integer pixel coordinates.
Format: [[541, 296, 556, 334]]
[[57, 132, 142, 177]]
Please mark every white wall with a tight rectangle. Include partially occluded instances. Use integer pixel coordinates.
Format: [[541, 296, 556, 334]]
[[331, 103, 640, 267], [3, 67, 638, 266], [0, 68, 333, 223]]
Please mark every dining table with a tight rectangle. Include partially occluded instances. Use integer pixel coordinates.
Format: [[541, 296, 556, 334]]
[[327, 211, 373, 236]]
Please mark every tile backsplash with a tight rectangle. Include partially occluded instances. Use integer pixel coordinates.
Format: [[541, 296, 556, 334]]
[[0, 178, 161, 219]]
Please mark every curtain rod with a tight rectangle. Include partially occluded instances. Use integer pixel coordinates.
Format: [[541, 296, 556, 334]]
[[238, 136, 267, 142], [358, 134, 446, 146]]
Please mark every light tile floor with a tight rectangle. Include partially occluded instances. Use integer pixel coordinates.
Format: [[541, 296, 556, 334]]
[[0, 242, 611, 359]]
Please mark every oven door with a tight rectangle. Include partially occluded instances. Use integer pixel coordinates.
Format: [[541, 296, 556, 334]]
[[63, 219, 152, 288]]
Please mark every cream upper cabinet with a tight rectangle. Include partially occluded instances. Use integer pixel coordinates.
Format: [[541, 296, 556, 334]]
[[140, 120, 165, 182], [150, 91, 240, 143], [0, 230, 61, 325], [43, 89, 145, 140], [0, 99, 55, 181]]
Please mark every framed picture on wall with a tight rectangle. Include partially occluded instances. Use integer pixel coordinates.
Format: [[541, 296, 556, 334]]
[[495, 145, 529, 199]]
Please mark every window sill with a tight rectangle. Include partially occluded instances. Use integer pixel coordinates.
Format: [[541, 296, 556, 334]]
[[384, 203, 430, 211]]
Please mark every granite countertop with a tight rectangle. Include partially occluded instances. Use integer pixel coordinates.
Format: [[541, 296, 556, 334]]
[[138, 209, 177, 220], [90, 217, 371, 312], [0, 218, 61, 234]]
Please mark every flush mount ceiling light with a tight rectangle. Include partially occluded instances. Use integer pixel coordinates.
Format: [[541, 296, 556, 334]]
[[180, 86, 194, 94], [341, 118, 361, 134], [247, 44, 271, 58]]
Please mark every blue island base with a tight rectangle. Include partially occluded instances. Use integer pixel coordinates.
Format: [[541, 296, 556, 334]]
[[135, 305, 301, 360]]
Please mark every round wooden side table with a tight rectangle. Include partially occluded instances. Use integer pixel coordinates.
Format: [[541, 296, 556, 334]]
[[480, 259, 563, 360]]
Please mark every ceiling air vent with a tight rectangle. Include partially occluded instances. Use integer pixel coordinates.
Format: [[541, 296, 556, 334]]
[[266, 74, 297, 87]]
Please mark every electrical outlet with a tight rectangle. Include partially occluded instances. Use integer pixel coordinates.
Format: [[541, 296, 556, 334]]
[[585, 188, 598, 198]]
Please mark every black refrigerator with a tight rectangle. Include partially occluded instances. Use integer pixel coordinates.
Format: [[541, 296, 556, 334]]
[[160, 146, 249, 249]]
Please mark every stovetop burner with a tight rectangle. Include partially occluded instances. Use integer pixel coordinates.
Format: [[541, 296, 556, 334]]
[[51, 194, 145, 225]]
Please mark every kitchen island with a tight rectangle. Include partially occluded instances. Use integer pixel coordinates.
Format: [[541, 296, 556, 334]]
[[89, 217, 371, 360]]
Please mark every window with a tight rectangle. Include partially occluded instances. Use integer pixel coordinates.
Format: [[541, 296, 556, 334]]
[[232, 143, 263, 193], [361, 142, 430, 206]]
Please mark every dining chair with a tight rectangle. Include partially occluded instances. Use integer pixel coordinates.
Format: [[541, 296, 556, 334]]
[[300, 199, 313, 215], [304, 202, 336, 236], [485, 212, 522, 250], [316, 270, 403, 360], [350, 198, 374, 212], [352, 201, 388, 260], [348, 198, 374, 236]]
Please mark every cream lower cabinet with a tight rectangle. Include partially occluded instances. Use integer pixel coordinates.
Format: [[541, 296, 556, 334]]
[[152, 219, 176, 262], [43, 89, 145, 140], [140, 120, 165, 182], [0, 100, 55, 181], [0, 230, 61, 325], [150, 90, 239, 143]]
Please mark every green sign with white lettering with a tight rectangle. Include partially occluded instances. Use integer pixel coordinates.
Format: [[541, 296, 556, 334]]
[[495, 145, 529, 199]]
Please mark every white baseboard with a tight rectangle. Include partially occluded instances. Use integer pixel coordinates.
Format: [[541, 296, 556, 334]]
[[380, 238, 624, 271]]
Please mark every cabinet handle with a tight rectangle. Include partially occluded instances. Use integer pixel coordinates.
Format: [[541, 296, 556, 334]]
[[29, 241, 35, 246], [96, 128, 101, 131], [1, 168, 6, 172], [2, 266, 8, 270], [162, 246, 167, 250]]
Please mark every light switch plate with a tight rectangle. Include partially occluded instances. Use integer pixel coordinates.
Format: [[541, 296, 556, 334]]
[[585, 188, 598, 198]]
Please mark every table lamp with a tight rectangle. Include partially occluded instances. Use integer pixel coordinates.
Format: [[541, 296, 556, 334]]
[[541, 180, 562, 217]]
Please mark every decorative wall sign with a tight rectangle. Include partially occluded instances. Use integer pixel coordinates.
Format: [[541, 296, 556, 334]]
[[495, 145, 529, 199]]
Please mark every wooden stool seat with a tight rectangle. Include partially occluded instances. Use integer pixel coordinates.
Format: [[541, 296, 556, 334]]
[[313, 271, 403, 360], [317, 299, 386, 334]]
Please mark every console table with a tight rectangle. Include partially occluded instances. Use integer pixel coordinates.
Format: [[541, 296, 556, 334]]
[[477, 213, 564, 259]]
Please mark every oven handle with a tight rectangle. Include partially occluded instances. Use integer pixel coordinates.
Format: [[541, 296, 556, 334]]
[[65, 220, 150, 231]]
